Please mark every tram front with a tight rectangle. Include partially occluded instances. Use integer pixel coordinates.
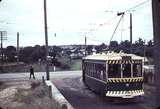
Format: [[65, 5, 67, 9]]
[[106, 56, 144, 98]]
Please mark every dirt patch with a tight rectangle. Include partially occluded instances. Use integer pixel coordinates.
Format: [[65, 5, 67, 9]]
[[0, 80, 55, 109]]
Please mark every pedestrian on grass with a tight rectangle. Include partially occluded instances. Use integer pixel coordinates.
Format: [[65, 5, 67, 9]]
[[30, 66, 35, 79]]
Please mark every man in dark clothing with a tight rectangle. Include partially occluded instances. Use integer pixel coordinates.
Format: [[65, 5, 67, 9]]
[[30, 66, 35, 79]]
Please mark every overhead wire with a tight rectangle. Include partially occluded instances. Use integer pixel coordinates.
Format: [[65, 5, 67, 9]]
[[81, 0, 151, 46], [108, 0, 151, 44], [125, 0, 151, 13]]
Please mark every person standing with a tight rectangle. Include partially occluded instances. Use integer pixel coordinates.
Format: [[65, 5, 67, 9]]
[[30, 66, 35, 79]]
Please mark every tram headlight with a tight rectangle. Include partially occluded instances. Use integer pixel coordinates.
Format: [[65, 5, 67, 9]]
[[126, 83, 130, 87]]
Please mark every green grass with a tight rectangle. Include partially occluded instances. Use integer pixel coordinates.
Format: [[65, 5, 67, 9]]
[[70, 59, 82, 70]]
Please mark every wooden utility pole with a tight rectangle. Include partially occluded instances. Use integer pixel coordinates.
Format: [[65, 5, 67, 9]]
[[0, 32, 3, 64], [85, 36, 87, 56], [152, 0, 160, 108], [130, 13, 132, 54], [0, 31, 7, 65], [44, 0, 50, 80], [17, 32, 19, 63]]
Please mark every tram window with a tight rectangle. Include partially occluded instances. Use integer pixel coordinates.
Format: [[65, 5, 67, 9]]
[[95, 64, 98, 78], [108, 64, 121, 78], [133, 64, 142, 77], [96, 64, 100, 78], [86, 63, 89, 75], [90, 64, 92, 76], [123, 64, 131, 77], [95, 64, 106, 80]]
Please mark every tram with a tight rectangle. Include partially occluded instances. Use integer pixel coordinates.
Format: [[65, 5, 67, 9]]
[[82, 51, 144, 98]]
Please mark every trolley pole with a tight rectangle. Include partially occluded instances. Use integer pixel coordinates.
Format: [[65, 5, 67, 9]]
[[130, 13, 132, 54], [44, 0, 50, 80], [152, 0, 160, 108]]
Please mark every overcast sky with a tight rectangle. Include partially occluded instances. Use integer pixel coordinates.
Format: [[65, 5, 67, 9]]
[[0, 0, 152, 47]]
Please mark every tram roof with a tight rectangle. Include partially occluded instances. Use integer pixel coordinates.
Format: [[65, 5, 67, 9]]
[[83, 52, 144, 61]]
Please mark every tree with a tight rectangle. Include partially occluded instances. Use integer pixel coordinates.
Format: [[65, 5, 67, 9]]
[[110, 41, 118, 48], [135, 38, 144, 47], [109, 41, 119, 51], [19, 46, 34, 63], [86, 45, 93, 55], [95, 43, 107, 53], [146, 40, 154, 58], [31, 45, 46, 62], [133, 38, 145, 56], [147, 40, 154, 47], [49, 46, 62, 58], [4, 46, 17, 62], [119, 40, 130, 53]]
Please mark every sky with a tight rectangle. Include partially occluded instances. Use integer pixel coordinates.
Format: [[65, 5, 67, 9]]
[[0, 0, 153, 47]]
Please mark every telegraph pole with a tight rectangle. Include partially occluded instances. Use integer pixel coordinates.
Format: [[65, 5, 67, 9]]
[[0, 31, 7, 65], [143, 40, 146, 63], [17, 32, 19, 63], [152, 0, 160, 108], [44, 0, 50, 80], [1, 32, 3, 64], [117, 12, 132, 53], [130, 13, 132, 54], [85, 36, 87, 56]]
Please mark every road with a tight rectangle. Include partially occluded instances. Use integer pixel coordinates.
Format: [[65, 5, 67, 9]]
[[0, 71, 151, 109], [0, 71, 81, 80], [51, 74, 145, 109]]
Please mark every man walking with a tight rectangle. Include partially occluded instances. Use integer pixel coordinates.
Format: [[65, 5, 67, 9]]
[[30, 66, 35, 79]]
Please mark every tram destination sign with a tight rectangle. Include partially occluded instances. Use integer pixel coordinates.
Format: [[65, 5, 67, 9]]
[[122, 56, 131, 60]]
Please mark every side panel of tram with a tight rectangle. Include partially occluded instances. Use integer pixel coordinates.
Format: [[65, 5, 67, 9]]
[[82, 59, 107, 94], [82, 58, 144, 98]]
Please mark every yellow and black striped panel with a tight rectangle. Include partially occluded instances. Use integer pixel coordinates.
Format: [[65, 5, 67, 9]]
[[106, 90, 144, 95], [106, 60, 142, 64], [107, 77, 143, 83]]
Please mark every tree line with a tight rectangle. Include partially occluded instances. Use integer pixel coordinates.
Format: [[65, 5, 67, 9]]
[[1, 38, 153, 64], [87, 38, 153, 58]]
